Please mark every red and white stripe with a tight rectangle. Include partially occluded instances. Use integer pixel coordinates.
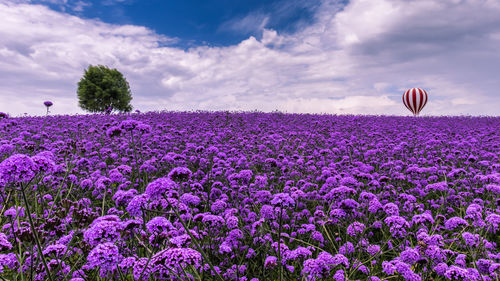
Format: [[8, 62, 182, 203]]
[[403, 88, 428, 116]]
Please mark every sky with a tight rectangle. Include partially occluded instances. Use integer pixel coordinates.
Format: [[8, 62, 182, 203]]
[[1, 0, 499, 116]]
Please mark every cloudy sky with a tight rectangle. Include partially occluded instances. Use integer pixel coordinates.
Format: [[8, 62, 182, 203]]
[[1, 0, 499, 116]]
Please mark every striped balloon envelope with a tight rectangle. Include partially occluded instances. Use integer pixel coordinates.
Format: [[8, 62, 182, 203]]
[[403, 88, 428, 116]]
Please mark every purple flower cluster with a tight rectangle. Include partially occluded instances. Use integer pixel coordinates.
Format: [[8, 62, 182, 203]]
[[0, 112, 498, 280], [302, 252, 349, 280]]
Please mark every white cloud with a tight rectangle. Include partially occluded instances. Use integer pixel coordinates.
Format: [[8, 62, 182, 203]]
[[218, 13, 270, 35], [0, 0, 499, 116], [26, 0, 92, 12]]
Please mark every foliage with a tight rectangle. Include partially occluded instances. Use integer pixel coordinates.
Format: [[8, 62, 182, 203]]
[[77, 65, 132, 113]]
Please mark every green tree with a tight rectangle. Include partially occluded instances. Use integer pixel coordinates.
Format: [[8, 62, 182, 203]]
[[77, 65, 133, 113]]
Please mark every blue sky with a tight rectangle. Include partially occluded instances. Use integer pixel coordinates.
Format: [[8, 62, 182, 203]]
[[31, 0, 321, 48], [1, 0, 499, 116]]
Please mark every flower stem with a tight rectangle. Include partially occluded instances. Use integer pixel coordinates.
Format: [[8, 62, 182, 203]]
[[167, 200, 224, 281], [20, 184, 54, 281]]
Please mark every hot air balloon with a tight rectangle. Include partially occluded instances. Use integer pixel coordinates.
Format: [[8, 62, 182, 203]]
[[403, 88, 428, 116]]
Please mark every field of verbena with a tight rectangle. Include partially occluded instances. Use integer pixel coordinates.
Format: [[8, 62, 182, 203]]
[[0, 112, 499, 281]]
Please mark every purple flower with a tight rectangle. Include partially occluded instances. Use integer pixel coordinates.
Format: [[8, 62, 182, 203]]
[[260, 205, 276, 220], [31, 152, 55, 173], [485, 184, 500, 194], [311, 231, 324, 243], [113, 189, 138, 206], [227, 229, 243, 241], [383, 260, 421, 281], [465, 203, 483, 218], [238, 169, 253, 185], [44, 101, 53, 107], [477, 259, 491, 274], [146, 217, 174, 233], [169, 234, 191, 248], [346, 222, 365, 237], [57, 231, 74, 245], [302, 252, 349, 281], [425, 182, 448, 192], [120, 119, 141, 131], [287, 247, 312, 261], [339, 199, 359, 210], [180, 193, 201, 206], [461, 232, 481, 247], [298, 224, 316, 235], [485, 213, 500, 232], [202, 214, 225, 229], [95, 176, 111, 192], [133, 258, 151, 280], [0, 154, 36, 186], [168, 167, 192, 182], [145, 177, 178, 200], [0, 253, 18, 272], [106, 126, 123, 138], [264, 256, 278, 268], [489, 263, 500, 275], [330, 208, 347, 219], [80, 178, 93, 189], [255, 190, 272, 203], [333, 269, 345, 281], [271, 193, 295, 207], [467, 268, 481, 281], [384, 215, 410, 238], [368, 199, 382, 213], [383, 203, 400, 216], [444, 217, 469, 230], [425, 245, 445, 262], [219, 241, 232, 254], [225, 215, 239, 229], [119, 257, 136, 272], [455, 254, 466, 267], [150, 248, 202, 277], [37, 259, 70, 280], [444, 265, 468, 280], [246, 248, 256, 259], [323, 252, 349, 267], [126, 194, 149, 217], [0, 110, 498, 280], [367, 244, 381, 255], [211, 199, 228, 214], [400, 247, 421, 265], [43, 243, 67, 257], [0, 144, 14, 155], [340, 176, 358, 187], [357, 264, 370, 275], [83, 215, 122, 246], [339, 242, 355, 255], [4, 206, 25, 218], [411, 212, 435, 225], [86, 242, 122, 273], [433, 262, 448, 275], [136, 123, 151, 133], [0, 233, 12, 251]]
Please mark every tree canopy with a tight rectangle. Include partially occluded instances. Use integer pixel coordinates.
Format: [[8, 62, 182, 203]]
[[77, 65, 133, 113]]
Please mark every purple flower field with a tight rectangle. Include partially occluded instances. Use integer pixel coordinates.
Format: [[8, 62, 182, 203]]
[[0, 112, 499, 281]]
